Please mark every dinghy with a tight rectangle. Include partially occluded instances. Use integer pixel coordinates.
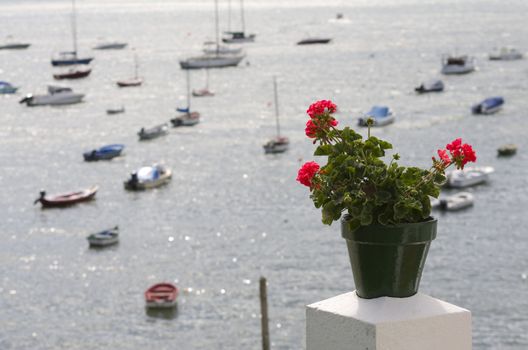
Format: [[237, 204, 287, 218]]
[[297, 38, 332, 45], [446, 166, 494, 188], [138, 124, 169, 140], [34, 186, 98, 208], [83, 144, 124, 161], [489, 47, 523, 61], [441, 55, 475, 75], [87, 226, 119, 247], [415, 79, 444, 93], [497, 144, 517, 157], [124, 164, 172, 191], [106, 106, 125, 115], [19, 86, 84, 106], [93, 42, 127, 50], [145, 283, 178, 309], [358, 106, 395, 127], [437, 192, 474, 211], [472, 97, 504, 115]]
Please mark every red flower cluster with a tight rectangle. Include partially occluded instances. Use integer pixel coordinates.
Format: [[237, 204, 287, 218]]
[[306, 100, 337, 118], [296, 161, 320, 187], [434, 138, 477, 170], [304, 100, 339, 139]]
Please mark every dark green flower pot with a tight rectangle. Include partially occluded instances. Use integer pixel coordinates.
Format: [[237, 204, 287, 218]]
[[341, 217, 437, 299]]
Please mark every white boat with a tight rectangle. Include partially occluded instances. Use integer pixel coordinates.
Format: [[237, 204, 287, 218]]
[[433, 192, 474, 211], [263, 77, 289, 154], [202, 41, 242, 55], [138, 124, 169, 140], [93, 42, 128, 50], [172, 70, 201, 127], [180, 0, 245, 69], [19, 86, 84, 106], [358, 106, 395, 127], [117, 52, 143, 87], [87, 226, 119, 247], [471, 97, 504, 115], [446, 166, 494, 188], [489, 47, 523, 61], [222, 0, 255, 43], [124, 164, 172, 190], [441, 55, 475, 75], [415, 79, 444, 93]]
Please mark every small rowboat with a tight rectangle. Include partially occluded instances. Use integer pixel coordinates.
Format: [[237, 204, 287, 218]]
[[472, 97, 504, 115], [116, 78, 143, 87], [145, 283, 178, 309], [171, 111, 200, 127], [53, 67, 92, 80], [415, 79, 444, 93], [83, 144, 124, 161], [87, 226, 119, 247], [34, 186, 98, 207], [138, 124, 169, 141], [497, 144, 517, 157], [106, 107, 125, 115]]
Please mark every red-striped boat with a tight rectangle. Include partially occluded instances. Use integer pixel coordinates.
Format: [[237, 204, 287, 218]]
[[145, 283, 178, 309], [34, 186, 98, 208]]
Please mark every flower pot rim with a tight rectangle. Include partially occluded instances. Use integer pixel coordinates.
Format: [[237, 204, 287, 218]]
[[341, 216, 437, 245]]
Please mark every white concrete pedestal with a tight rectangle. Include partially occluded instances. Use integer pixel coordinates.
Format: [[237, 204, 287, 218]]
[[306, 292, 471, 350]]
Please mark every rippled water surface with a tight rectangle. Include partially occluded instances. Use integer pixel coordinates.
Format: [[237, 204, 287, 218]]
[[1, 0, 528, 349]]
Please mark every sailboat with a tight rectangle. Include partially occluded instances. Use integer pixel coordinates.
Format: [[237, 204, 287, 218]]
[[192, 69, 215, 97], [263, 77, 289, 154], [117, 52, 143, 87], [51, 0, 94, 66], [171, 70, 200, 127], [180, 0, 245, 70], [222, 0, 256, 43]]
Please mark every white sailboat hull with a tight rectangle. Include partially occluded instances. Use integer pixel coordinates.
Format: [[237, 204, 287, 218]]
[[23, 92, 84, 106], [180, 55, 244, 69]]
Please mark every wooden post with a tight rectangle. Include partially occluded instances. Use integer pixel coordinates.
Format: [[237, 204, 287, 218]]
[[259, 277, 270, 350]]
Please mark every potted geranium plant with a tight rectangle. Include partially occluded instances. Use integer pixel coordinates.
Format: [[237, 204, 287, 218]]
[[297, 100, 476, 299]]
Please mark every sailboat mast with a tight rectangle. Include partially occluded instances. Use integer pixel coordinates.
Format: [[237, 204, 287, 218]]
[[71, 0, 78, 56], [273, 76, 280, 137], [240, 0, 246, 33], [214, 0, 220, 55], [134, 52, 138, 79], [186, 69, 191, 111], [227, 0, 232, 32]]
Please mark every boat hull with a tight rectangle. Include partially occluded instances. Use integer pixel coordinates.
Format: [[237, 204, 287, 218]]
[[22, 93, 84, 106], [117, 79, 143, 87], [441, 64, 475, 75], [53, 69, 91, 80], [124, 171, 172, 191], [0, 43, 30, 50], [36, 186, 98, 208], [145, 283, 178, 309], [0, 87, 18, 94], [51, 57, 94, 66], [297, 38, 332, 45], [171, 112, 200, 127], [180, 55, 244, 69], [138, 125, 169, 140], [93, 43, 128, 50]]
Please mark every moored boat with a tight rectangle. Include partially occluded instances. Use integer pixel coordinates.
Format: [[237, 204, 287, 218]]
[[145, 283, 178, 309], [171, 111, 200, 127], [0, 81, 18, 94], [19, 86, 84, 106], [0, 43, 30, 50], [297, 38, 332, 45], [415, 79, 444, 93], [93, 42, 128, 50], [124, 164, 172, 190], [358, 106, 395, 127], [434, 192, 474, 211], [53, 67, 92, 80], [446, 166, 494, 188], [472, 97, 504, 115], [138, 124, 169, 140], [180, 53, 244, 69], [83, 144, 124, 161], [489, 47, 523, 61], [87, 226, 119, 247], [34, 186, 98, 207], [263, 77, 289, 154], [106, 106, 125, 115], [497, 144, 517, 157], [441, 55, 475, 75]]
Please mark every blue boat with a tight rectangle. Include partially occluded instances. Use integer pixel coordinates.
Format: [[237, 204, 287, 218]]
[[358, 106, 395, 127], [0, 81, 18, 94], [83, 144, 124, 161], [472, 97, 504, 115], [51, 52, 94, 66]]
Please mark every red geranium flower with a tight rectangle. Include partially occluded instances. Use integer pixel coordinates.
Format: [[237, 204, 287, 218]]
[[437, 149, 451, 166], [296, 161, 320, 187], [306, 100, 337, 118], [445, 138, 477, 169], [305, 120, 318, 138]]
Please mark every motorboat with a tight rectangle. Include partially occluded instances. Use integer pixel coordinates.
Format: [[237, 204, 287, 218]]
[[124, 164, 172, 190], [180, 53, 244, 69], [0, 36, 30, 50], [432, 192, 474, 211], [358, 106, 395, 127], [441, 55, 475, 74], [415, 79, 444, 93], [145, 283, 178, 309], [53, 66, 92, 80], [83, 144, 124, 161], [297, 38, 332, 45], [0, 81, 18, 94], [51, 0, 93, 66], [171, 110, 200, 127], [202, 41, 242, 55], [106, 106, 125, 115], [263, 77, 289, 154], [446, 166, 494, 188], [19, 86, 84, 106], [92, 42, 128, 50], [138, 124, 169, 140], [116, 53, 143, 87], [471, 97, 504, 115], [497, 144, 517, 157], [33, 186, 98, 208], [87, 226, 119, 247], [489, 47, 523, 61]]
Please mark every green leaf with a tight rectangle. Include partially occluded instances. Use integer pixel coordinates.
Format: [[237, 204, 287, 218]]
[[314, 144, 334, 156]]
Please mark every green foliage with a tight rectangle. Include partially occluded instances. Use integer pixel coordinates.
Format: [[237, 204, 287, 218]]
[[310, 127, 442, 228]]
